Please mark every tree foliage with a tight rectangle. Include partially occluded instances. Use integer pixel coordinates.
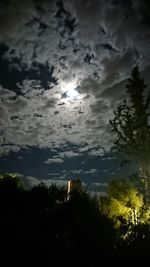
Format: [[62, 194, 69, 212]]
[[110, 67, 150, 201], [100, 179, 145, 228], [110, 66, 150, 162]]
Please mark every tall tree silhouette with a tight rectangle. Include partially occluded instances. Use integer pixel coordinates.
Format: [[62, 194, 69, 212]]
[[110, 66, 150, 201]]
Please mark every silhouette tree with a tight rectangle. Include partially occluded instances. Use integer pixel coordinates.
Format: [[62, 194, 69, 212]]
[[0, 173, 25, 190], [110, 66, 150, 201], [0, 173, 25, 211]]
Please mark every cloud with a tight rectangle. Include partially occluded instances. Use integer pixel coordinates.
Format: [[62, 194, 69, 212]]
[[69, 168, 98, 174], [89, 191, 107, 197], [44, 157, 64, 164], [84, 169, 98, 174], [92, 182, 108, 187], [69, 169, 83, 174], [25, 176, 40, 188], [87, 182, 108, 196], [88, 148, 106, 157], [0, 145, 21, 157], [58, 150, 82, 158]]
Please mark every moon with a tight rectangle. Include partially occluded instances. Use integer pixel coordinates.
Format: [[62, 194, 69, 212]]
[[61, 81, 78, 100]]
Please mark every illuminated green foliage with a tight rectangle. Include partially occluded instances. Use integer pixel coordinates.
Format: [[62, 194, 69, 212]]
[[108, 197, 130, 221], [101, 179, 144, 228], [140, 205, 150, 224]]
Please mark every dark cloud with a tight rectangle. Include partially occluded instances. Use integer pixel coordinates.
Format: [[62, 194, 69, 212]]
[[55, 0, 77, 37]]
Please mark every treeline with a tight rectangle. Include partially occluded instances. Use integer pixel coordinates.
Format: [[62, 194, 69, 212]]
[[0, 173, 150, 266]]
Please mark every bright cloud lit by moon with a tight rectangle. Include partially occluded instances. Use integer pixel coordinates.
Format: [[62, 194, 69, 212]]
[[61, 81, 79, 100]]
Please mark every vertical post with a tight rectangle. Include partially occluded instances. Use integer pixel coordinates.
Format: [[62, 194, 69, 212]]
[[67, 180, 71, 200]]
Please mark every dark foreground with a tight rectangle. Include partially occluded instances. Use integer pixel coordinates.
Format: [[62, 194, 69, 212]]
[[0, 175, 150, 266]]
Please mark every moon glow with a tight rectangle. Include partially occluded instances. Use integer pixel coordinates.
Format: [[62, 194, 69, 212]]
[[62, 81, 78, 100]]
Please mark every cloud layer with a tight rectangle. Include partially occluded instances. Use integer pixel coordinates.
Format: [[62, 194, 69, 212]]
[[0, 0, 150, 164]]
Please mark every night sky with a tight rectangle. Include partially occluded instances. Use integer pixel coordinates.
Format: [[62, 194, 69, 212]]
[[0, 0, 150, 193]]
